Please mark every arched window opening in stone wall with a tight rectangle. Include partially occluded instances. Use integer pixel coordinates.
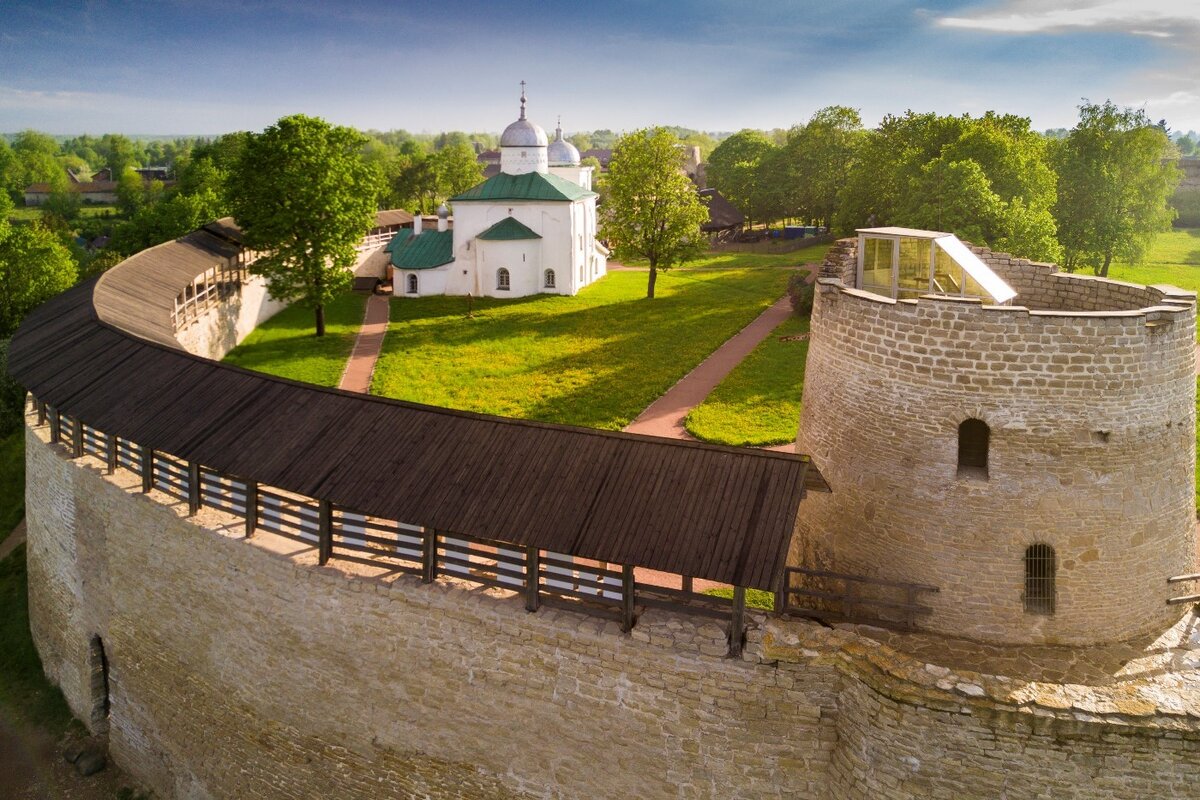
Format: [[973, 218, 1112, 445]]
[[957, 418, 989, 479], [1024, 544, 1056, 615], [544, 269, 556, 289], [88, 635, 110, 735]]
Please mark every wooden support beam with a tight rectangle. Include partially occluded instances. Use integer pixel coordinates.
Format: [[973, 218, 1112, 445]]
[[105, 435, 117, 475], [682, 575, 694, 594], [36, 399, 46, 426], [729, 586, 746, 658], [422, 530, 438, 584], [141, 446, 153, 493], [49, 409, 60, 444], [187, 462, 201, 516], [317, 500, 332, 565], [621, 564, 636, 633], [244, 481, 258, 538], [71, 419, 83, 459], [524, 545, 540, 612]]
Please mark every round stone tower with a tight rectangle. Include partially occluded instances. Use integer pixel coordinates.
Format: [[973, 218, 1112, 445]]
[[795, 235, 1198, 646]]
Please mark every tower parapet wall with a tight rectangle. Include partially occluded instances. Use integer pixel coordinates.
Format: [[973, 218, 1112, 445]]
[[797, 240, 1197, 646]]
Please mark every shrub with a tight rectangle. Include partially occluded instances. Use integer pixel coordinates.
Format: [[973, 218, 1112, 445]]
[[1172, 188, 1200, 227], [788, 272, 814, 316], [0, 340, 24, 436]]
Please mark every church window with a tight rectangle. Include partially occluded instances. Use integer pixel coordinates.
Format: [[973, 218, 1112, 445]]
[[406, 274, 418, 294], [957, 418, 988, 478], [1023, 544, 1055, 614], [544, 269, 556, 288], [497, 268, 510, 291]]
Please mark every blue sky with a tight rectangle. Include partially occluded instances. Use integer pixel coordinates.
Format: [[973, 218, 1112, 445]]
[[1, 0, 1198, 136]]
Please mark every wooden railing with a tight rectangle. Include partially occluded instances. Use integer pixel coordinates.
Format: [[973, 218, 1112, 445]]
[[1166, 573, 1200, 605], [34, 399, 754, 657], [171, 259, 248, 331], [778, 566, 938, 631], [355, 230, 399, 252]]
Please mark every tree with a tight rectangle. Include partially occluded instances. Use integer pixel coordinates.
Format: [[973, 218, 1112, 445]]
[[0, 193, 78, 339], [1053, 100, 1181, 275], [228, 114, 379, 336], [705, 129, 776, 227], [776, 106, 863, 227], [600, 127, 709, 299]]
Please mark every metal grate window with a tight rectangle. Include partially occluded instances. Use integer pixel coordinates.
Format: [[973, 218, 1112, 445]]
[[1024, 544, 1055, 614], [497, 268, 510, 290], [957, 418, 989, 476]]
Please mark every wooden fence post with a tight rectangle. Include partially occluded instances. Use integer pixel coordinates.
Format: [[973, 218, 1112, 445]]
[[140, 446, 153, 493], [318, 500, 332, 565], [244, 480, 258, 538], [187, 462, 201, 515], [774, 569, 788, 614], [621, 564, 636, 633], [422, 530, 438, 584], [71, 419, 83, 459], [524, 546, 540, 612], [729, 586, 746, 658], [105, 435, 117, 475]]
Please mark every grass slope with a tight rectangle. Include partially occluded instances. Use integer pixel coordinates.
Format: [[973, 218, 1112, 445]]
[[372, 269, 793, 429], [223, 292, 368, 387], [620, 242, 830, 271], [0, 432, 24, 537], [1106, 228, 1200, 291], [684, 316, 809, 447]]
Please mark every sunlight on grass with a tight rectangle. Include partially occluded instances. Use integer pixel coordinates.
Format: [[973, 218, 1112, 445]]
[[685, 315, 809, 447], [223, 292, 368, 386], [1107, 228, 1200, 294], [372, 269, 792, 429]]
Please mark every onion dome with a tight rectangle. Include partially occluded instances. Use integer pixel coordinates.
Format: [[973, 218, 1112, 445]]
[[547, 117, 580, 166], [500, 83, 548, 147], [436, 203, 449, 219]]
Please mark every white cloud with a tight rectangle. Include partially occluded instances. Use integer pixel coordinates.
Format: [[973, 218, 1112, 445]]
[[0, 86, 111, 111], [936, 1, 1200, 35]]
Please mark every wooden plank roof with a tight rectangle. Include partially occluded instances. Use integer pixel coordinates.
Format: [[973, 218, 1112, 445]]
[[8, 223, 819, 590]]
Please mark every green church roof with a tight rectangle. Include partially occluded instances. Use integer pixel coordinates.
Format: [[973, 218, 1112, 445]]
[[389, 229, 454, 270], [477, 216, 543, 241], [450, 171, 596, 203]]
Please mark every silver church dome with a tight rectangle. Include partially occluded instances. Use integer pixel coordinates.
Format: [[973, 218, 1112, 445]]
[[547, 120, 580, 166], [500, 84, 548, 148]]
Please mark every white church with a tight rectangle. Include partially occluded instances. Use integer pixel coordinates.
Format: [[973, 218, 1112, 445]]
[[389, 87, 608, 298]]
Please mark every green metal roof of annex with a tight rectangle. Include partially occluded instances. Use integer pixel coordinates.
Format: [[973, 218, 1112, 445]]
[[477, 216, 542, 241], [450, 171, 596, 203], [388, 229, 454, 270]]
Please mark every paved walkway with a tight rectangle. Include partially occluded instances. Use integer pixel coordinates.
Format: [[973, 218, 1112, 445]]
[[623, 295, 796, 440], [338, 293, 391, 394]]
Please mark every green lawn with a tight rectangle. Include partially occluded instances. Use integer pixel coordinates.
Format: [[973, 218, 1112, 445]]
[[372, 269, 793, 429], [1106, 228, 1200, 293], [684, 316, 809, 447], [8, 204, 121, 223], [223, 293, 368, 387]]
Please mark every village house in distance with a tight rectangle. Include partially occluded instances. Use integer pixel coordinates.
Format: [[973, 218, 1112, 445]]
[[386, 85, 607, 298]]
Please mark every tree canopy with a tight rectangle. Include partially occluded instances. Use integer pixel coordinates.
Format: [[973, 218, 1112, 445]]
[[705, 129, 776, 227], [0, 193, 77, 339], [1052, 100, 1181, 275], [600, 127, 709, 299], [228, 114, 379, 336]]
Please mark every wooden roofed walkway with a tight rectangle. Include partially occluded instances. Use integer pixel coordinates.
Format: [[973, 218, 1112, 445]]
[[9, 218, 827, 653]]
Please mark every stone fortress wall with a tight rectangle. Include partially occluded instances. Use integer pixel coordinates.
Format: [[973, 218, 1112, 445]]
[[797, 240, 1198, 646], [25, 422, 1200, 799]]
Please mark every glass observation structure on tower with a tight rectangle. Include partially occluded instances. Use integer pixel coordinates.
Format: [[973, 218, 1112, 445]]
[[856, 227, 1016, 304]]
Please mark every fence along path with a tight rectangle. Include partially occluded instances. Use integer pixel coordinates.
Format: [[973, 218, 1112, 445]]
[[10, 217, 825, 655]]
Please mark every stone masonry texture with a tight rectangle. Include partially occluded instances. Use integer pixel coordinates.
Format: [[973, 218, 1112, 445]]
[[25, 420, 1200, 799]]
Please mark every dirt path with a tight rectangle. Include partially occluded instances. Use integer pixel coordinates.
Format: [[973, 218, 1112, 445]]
[[338, 292, 391, 394]]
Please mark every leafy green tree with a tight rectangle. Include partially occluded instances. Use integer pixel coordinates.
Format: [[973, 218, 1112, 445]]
[[228, 114, 379, 336], [1053, 100, 1181, 275], [600, 127, 709, 299], [705, 129, 776, 226], [776, 106, 864, 226], [433, 143, 484, 201], [109, 189, 224, 256], [43, 188, 82, 222], [899, 158, 1004, 244], [116, 167, 147, 214], [0, 193, 77, 339]]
